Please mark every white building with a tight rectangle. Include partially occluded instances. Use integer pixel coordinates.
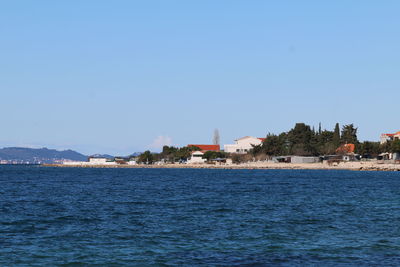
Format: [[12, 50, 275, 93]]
[[127, 159, 137, 165], [88, 157, 108, 164], [187, 151, 206, 164], [381, 131, 400, 144], [63, 157, 117, 166], [224, 136, 265, 154]]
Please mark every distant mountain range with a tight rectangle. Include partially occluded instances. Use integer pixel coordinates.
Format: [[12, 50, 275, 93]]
[[89, 154, 114, 159], [0, 147, 88, 164], [0, 147, 144, 164]]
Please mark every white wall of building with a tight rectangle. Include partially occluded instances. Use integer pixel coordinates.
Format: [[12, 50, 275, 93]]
[[224, 136, 263, 154], [291, 156, 320, 164], [89, 158, 108, 164], [187, 151, 206, 164], [381, 132, 400, 144], [63, 158, 117, 166]]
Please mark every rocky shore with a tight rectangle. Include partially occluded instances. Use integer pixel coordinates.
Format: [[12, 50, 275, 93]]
[[44, 161, 400, 171]]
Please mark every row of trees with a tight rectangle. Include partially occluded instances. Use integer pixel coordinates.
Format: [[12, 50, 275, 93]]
[[357, 140, 400, 157], [136, 146, 199, 164], [252, 123, 359, 157], [253, 123, 400, 158], [136, 146, 228, 164]]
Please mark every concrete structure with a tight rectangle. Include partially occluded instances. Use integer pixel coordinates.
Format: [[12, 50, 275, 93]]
[[272, 156, 320, 163], [88, 157, 108, 164], [63, 160, 117, 166], [342, 154, 360, 161], [187, 151, 206, 164], [291, 156, 320, 164], [381, 131, 400, 144], [63, 156, 117, 166], [224, 136, 265, 154], [378, 152, 400, 161], [127, 159, 137, 165]]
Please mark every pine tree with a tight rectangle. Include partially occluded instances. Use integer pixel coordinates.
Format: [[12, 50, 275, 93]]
[[333, 123, 340, 147], [341, 124, 358, 144]]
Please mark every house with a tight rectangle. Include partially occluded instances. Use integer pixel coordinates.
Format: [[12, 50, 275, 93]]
[[381, 131, 400, 144], [187, 144, 220, 152], [378, 152, 400, 161], [224, 136, 265, 154], [335, 144, 360, 161], [342, 154, 360, 161], [187, 151, 206, 164], [127, 157, 137, 165], [88, 157, 110, 164], [336, 144, 355, 154], [378, 153, 391, 161]]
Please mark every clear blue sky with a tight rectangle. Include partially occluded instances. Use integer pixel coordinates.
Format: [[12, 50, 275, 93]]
[[1, 1, 399, 155]]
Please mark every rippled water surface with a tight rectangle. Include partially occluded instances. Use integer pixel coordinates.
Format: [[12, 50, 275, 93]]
[[1, 166, 400, 266]]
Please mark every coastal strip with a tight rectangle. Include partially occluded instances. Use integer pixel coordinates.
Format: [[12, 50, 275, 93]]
[[43, 162, 400, 172]]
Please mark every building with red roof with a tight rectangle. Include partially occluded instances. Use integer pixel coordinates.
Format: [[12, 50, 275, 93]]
[[187, 144, 220, 152], [336, 143, 355, 154], [381, 131, 400, 144]]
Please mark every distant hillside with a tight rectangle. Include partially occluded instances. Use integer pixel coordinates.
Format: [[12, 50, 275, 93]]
[[89, 154, 114, 159], [0, 147, 87, 164]]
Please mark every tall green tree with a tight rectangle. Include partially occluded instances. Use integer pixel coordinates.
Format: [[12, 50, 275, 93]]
[[138, 150, 154, 164], [341, 124, 358, 144], [357, 141, 381, 157], [287, 123, 315, 155], [390, 140, 400, 153], [317, 130, 336, 155], [333, 123, 341, 147], [203, 151, 227, 161], [261, 134, 286, 156]]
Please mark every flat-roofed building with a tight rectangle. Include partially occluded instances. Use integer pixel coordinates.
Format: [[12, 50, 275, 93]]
[[187, 151, 206, 164], [224, 136, 265, 154]]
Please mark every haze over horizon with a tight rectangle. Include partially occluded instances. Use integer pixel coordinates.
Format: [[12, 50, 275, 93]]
[[1, 1, 399, 155]]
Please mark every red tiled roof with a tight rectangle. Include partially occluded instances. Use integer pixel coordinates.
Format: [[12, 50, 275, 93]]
[[258, 138, 266, 142], [336, 144, 355, 154], [188, 144, 220, 152], [382, 131, 400, 136]]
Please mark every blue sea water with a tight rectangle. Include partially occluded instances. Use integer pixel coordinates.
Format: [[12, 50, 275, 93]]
[[1, 166, 400, 266]]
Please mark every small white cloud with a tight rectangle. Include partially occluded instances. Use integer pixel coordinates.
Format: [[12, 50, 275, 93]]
[[148, 136, 173, 151]]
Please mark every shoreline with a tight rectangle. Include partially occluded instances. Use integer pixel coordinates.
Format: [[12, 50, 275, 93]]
[[43, 162, 400, 172]]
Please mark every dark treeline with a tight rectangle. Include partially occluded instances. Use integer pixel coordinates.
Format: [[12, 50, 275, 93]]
[[252, 123, 400, 158], [137, 146, 228, 164]]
